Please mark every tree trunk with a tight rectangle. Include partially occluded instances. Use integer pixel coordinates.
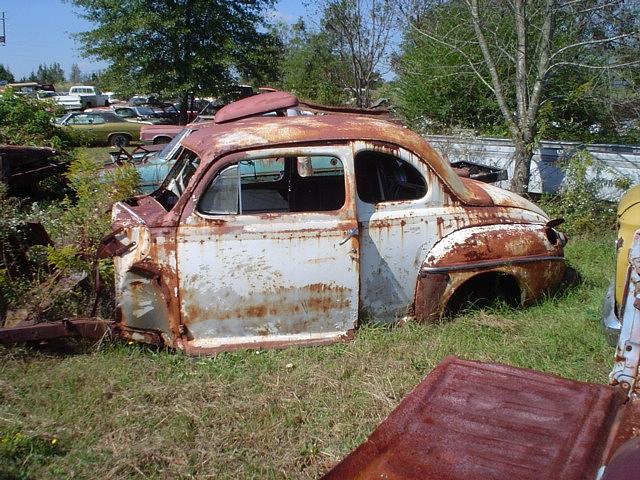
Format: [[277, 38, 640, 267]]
[[510, 135, 534, 195], [180, 92, 189, 125]]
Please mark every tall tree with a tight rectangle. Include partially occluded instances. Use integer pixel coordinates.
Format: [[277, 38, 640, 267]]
[[281, 19, 350, 104], [32, 63, 66, 84], [401, 0, 640, 194], [71, 0, 277, 122], [320, 0, 396, 107], [0, 64, 14, 83], [69, 63, 82, 84]]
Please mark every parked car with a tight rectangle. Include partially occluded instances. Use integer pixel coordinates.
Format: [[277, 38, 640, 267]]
[[603, 184, 640, 345], [98, 99, 569, 355], [323, 227, 640, 480], [56, 111, 148, 146], [55, 85, 109, 110]]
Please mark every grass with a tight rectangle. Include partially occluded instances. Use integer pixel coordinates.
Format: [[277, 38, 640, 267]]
[[0, 233, 615, 479]]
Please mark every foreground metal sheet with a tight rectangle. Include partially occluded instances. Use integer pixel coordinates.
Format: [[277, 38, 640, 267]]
[[323, 356, 624, 480]]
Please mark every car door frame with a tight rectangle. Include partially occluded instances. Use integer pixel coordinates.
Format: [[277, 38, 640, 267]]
[[174, 143, 361, 353]]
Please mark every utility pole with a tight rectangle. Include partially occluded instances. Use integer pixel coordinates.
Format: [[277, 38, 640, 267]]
[[0, 12, 5, 45]]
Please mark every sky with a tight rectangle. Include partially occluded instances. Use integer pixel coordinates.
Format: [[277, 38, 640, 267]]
[[0, 0, 309, 81]]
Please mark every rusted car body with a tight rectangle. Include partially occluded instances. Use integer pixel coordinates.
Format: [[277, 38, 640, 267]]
[[0, 145, 67, 196], [100, 106, 568, 354], [323, 230, 640, 480]]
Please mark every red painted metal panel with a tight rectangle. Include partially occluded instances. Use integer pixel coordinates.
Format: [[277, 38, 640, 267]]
[[214, 91, 298, 124], [323, 356, 625, 480]]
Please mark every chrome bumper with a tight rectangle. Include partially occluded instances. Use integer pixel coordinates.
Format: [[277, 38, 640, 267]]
[[602, 281, 621, 347]]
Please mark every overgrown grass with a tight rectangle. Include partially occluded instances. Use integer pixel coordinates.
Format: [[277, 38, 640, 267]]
[[0, 234, 614, 479]]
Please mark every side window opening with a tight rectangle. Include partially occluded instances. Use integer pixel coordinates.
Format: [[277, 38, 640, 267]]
[[354, 151, 427, 203], [198, 155, 345, 216]]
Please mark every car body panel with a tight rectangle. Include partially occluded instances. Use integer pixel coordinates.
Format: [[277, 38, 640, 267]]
[[321, 356, 625, 480], [58, 111, 147, 145]]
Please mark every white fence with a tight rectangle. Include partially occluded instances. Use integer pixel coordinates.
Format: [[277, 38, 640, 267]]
[[426, 135, 640, 200]]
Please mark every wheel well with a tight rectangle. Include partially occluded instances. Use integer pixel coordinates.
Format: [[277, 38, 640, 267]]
[[445, 271, 521, 316], [153, 136, 171, 144]]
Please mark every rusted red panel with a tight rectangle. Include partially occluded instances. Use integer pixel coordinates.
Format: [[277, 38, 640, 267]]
[[214, 91, 298, 124], [0, 319, 112, 344], [322, 356, 624, 480]]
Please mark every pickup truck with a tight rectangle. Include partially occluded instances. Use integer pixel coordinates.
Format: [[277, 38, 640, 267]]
[[54, 85, 109, 110]]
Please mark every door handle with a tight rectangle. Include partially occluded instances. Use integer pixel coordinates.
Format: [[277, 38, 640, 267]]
[[339, 227, 358, 245]]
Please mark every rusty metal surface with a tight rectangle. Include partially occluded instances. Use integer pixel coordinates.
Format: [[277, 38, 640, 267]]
[[214, 91, 298, 124], [297, 99, 391, 118], [323, 356, 624, 480], [602, 437, 640, 480], [0, 145, 66, 194], [0, 318, 113, 344]]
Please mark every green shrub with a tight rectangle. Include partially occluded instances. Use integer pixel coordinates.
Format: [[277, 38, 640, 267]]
[[539, 150, 630, 235], [0, 89, 82, 152]]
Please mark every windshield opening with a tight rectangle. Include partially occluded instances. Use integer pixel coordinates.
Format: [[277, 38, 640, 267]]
[[156, 129, 190, 161], [153, 148, 201, 211]]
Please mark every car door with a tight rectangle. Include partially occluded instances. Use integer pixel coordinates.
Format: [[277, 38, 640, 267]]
[[175, 145, 359, 352], [66, 113, 104, 143], [351, 142, 442, 321]]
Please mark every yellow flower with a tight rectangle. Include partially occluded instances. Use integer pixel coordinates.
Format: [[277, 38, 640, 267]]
[[51, 438, 58, 445]]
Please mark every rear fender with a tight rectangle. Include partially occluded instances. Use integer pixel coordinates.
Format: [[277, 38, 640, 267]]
[[414, 224, 566, 322]]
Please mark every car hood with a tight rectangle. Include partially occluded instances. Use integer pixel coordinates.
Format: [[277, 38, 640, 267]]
[[463, 179, 548, 218]]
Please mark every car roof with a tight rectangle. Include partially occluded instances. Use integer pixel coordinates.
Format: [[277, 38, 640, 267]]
[[181, 114, 486, 206]]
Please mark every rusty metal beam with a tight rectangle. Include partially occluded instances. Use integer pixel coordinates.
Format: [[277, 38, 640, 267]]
[[0, 319, 113, 344]]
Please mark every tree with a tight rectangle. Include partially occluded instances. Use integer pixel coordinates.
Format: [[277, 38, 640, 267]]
[[0, 65, 14, 83], [71, 0, 277, 123], [280, 19, 350, 104], [29, 63, 66, 84], [319, 0, 396, 107], [401, 0, 640, 194], [69, 63, 82, 84]]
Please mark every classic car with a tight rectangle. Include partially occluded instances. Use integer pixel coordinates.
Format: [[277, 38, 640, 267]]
[[56, 111, 148, 146], [99, 104, 569, 355], [323, 229, 640, 480], [603, 184, 640, 345]]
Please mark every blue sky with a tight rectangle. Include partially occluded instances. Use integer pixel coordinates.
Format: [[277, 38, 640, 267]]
[[0, 0, 309, 80]]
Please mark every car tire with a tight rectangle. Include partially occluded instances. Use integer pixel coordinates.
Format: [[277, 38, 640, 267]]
[[110, 134, 130, 147]]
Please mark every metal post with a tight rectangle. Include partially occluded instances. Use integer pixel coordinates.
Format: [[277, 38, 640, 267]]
[[0, 12, 5, 45]]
